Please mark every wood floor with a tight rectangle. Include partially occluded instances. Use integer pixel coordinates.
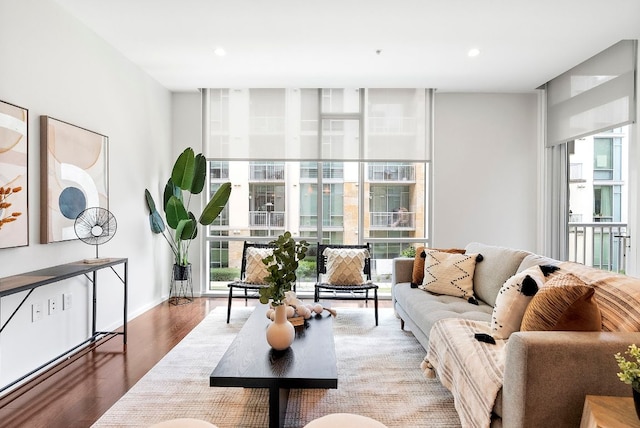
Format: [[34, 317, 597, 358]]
[[0, 297, 391, 428]]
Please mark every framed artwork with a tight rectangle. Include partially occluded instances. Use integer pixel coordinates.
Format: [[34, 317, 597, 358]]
[[40, 116, 109, 243], [0, 100, 29, 249]]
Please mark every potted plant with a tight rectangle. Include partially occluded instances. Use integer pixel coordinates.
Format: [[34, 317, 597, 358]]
[[259, 231, 308, 350], [615, 344, 640, 418], [144, 147, 231, 280]]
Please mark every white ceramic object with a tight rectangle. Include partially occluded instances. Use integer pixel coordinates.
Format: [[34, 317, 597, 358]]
[[266, 304, 295, 350]]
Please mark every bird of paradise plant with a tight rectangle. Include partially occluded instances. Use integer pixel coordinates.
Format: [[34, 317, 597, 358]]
[[144, 148, 231, 267]]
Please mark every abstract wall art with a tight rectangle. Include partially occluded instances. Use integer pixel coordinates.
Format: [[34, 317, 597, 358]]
[[0, 100, 29, 249], [40, 116, 109, 243]]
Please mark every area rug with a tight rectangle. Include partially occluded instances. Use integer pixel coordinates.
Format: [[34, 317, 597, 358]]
[[92, 307, 460, 427]]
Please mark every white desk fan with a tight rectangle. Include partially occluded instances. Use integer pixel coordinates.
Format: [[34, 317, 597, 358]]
[[74, 207, 117, 263]]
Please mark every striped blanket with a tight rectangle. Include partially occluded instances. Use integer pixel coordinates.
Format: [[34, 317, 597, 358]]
[[422, 261, 640, 428], [423, 319, 505, 428]]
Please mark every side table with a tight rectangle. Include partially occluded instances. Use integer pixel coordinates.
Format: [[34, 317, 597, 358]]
[[580, 395, 640, 428]]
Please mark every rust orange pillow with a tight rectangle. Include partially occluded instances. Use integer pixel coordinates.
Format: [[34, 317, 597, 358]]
[[520, 272, 602, 332], [411, 246, 466, 286]]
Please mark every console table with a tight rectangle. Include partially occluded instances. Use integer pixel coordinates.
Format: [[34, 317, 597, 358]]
[[0, 258, 128, 395]]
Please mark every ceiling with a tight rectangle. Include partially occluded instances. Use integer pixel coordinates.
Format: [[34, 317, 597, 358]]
[[53, 0, 640, 93]]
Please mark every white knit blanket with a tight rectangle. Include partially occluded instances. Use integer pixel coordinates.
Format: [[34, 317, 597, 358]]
[[423, 319, 506, 428]]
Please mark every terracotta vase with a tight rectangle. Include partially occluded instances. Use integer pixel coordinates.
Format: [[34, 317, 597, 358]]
[[266, 304, 295, 351]]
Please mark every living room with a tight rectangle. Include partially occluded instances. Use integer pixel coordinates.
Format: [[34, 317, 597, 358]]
[[1, 0, 640, 427]]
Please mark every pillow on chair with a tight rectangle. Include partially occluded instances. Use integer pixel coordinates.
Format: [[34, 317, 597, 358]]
[[323, 248, 369, 286], [244, 247, 273, 284]]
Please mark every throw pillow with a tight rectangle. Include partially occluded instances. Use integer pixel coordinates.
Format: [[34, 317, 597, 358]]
[[244, 247, 273, 284], [324, 248, 369, 286], [411, 246, 466, 286], [520, 273, 602, 332], [490, 266, 545, 340], [419, 250, 480, 303]]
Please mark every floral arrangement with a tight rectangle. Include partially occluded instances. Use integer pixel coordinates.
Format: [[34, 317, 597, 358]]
[[0, 186, 23, 230], [615, 344, 640, 391], [258, 232, 308, 306]]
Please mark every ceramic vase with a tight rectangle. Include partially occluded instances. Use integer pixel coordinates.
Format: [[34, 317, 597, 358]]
[[266, 304, 295, 350], [633, 387, 640, 420]]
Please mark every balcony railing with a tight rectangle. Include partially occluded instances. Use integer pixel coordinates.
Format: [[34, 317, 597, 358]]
[[249, 164, 285, 180], [249, 211, 285, 228], [568, 222, 629, 273], [368, 164, 415, 181], [369, 211, 415, 229]]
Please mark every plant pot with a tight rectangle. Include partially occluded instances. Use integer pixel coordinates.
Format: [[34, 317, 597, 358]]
[[173, 264, 191, 281], [170, 264, 193, 305], [633, 387, 640, 420], [266, 304, 295, 351]]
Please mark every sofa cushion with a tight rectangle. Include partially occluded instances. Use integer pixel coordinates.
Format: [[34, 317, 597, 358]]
[[491, 265, 545, 340], [465, 242, 531, 307], [394, 282, 493, 338], [520, 273, 602, 331], [420, 250, 479, 302], [412, 246, 466, 286], [244, 247, 273, 284], [517, 253, 561, 273]]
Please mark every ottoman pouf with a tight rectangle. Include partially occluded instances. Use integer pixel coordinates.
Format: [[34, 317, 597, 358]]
[[148, 418, 218, 428], [304, 413, 387, 427]]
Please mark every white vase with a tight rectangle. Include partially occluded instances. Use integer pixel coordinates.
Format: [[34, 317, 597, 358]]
[[266, 304, 295, 350]]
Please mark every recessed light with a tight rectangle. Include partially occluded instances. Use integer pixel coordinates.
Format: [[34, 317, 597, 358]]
[[468, 48, 480, 58], [214, 47, 226, 57]]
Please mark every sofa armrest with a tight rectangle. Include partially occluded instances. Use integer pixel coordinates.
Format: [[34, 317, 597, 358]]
[[503, 331, 637, 428], [392, 257, 414, 286]]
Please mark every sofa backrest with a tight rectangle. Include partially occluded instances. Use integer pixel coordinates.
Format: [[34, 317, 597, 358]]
[[465, 242, 531, 307]]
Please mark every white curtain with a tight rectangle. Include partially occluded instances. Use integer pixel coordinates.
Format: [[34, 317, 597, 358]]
[[544, 143, 569, 260], [202, 88, 433, 162], [545, 39, 637, 147]]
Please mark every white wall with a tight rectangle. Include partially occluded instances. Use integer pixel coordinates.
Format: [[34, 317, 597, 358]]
[[432, 93, 539, 251], [0, 0, 172, 388], [170, 92, 205, 288]]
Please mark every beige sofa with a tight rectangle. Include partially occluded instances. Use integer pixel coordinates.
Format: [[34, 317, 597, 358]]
[[391, 242, 640, 428]]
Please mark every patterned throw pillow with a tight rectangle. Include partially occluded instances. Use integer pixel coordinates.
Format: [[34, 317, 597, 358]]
[[411, 246, 466, 286], [324, 248, 369, 286], [244, 247, 273, 284], [490, 266, 545, 340], [419, 250, 479, 302], [520, 272, 602, 332]]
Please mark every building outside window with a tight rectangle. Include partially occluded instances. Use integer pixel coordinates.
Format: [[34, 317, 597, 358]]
[[568, 127, 628, 271], [204, 88, 432, 295]]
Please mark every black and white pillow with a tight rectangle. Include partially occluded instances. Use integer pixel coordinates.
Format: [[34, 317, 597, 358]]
[[490, 266, 546, 340]]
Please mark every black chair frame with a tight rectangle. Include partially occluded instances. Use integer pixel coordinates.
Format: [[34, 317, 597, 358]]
[[226, 241, 283, 323], [314, 243, 378, 326]]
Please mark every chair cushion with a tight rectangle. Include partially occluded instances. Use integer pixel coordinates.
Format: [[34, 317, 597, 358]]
[[244, 247, 273, 284], [323, 247, 368, 285], [419, 250, 479, 302], [411, 246, 466, 286], [520, 272, 602, 331]]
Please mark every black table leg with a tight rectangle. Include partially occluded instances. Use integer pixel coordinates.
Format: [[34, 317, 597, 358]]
[[269, 386, 290, 428]]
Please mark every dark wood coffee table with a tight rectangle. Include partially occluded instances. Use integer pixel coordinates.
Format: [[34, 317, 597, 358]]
[[210, 304, 338, 428]]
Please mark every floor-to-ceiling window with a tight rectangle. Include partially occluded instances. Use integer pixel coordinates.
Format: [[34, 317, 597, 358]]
[[203, 88, 432, 295]]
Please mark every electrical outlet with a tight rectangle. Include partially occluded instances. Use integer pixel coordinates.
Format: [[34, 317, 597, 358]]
[[63, 293, 72, 310], [48, 297, 58, 315], [32, 303, 43, 322]]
